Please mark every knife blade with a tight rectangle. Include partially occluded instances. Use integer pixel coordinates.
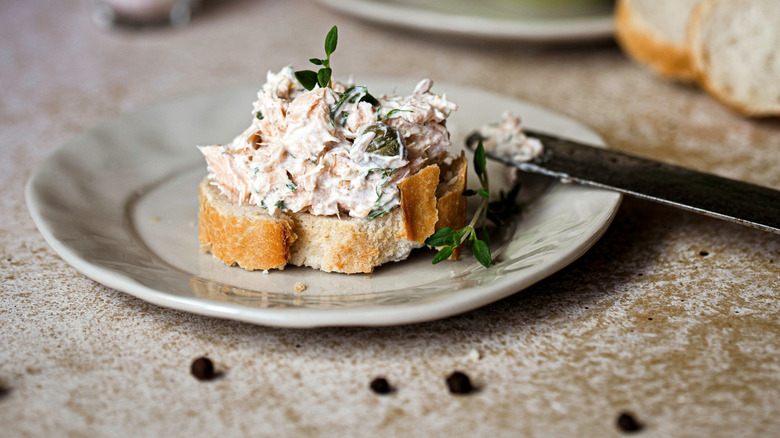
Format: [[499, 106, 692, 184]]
[[466, 130, 780, 235]]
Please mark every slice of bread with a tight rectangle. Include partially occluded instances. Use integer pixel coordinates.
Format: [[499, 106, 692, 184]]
[[199, 154, 467, 274], [688, 0, 780, 117], [614, 0, 703, 81]]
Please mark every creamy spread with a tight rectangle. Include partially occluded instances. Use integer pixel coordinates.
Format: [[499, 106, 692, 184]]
[[478, 111, 543, 162], [199, 67, 457, 218]]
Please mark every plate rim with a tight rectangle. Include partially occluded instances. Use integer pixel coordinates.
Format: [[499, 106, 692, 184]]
[[25, 81, 622, 328], [316, 0, 614, 43]]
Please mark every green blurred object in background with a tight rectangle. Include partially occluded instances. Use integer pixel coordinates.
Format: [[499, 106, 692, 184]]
[[389, 0, 615, 19]]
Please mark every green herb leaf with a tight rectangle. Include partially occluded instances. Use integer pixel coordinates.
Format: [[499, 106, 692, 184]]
[[474, 141, 487, 180], [362, 92, 379, 106], [426, 139, 520, 269], [296, 27, 338, 90], [368, 205, 397, 219], [295, 70, 318, 91], [285, 171, 297, 192], [331, 86, 380, 124], [383, 168, 399, 178], [472, 239, 492, 268], [424, 227, 455, 247], [332, 86, 365, 123], [275, 200, 286, 210], [453, 227, 470, 246], [432, 246, 454, 264], [255, 110, 264, 120], [324, 26, 338, 57], [378, 109, 413, 121], [317, 67, 332, 88]]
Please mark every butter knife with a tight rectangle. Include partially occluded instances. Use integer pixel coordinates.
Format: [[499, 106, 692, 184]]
[[466, 130, 780, 235]]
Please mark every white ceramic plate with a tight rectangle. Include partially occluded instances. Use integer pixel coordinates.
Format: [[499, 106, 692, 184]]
[[317, 0, 614, 43], [26, 80, 621, 327]]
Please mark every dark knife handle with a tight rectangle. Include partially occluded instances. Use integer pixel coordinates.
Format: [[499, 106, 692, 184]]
[[471, 130, 780, 235]]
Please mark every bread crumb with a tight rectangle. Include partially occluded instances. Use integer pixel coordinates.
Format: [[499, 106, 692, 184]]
[[467, 349, 482, 362], [364, 275, 372, 279], [150, 217, 160, 222], [294, 282, 306, 293]]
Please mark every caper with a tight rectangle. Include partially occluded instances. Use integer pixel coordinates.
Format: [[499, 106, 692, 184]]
[[363, 123, 405, 158], [331, 86, 379, 125]]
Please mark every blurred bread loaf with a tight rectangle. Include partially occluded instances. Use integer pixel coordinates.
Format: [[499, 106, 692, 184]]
[[614, 0, 702, 81], [688, 0, 780, 117], [615, 0, 780, 117]]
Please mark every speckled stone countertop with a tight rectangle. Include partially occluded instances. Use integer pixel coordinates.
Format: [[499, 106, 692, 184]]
[[2, 1, 779, 437]]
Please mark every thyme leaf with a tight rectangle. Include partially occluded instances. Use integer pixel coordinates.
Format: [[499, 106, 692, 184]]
[[317, 67, 332, 90], [432, 246, 453, 264], [295, 70, 319, 91], [324, 25, 338, 57], [295, 26, 339, 90]]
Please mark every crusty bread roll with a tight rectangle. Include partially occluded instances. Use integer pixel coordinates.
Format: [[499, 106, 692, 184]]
[[688, 0, 780, 117], [199, 154, 467, 274], [614, 0, 702, 81]]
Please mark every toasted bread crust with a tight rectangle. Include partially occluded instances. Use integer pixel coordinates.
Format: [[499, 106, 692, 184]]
[[199, 181, 297, 271], [614, 0, 696, 82], [398, 165, 440, 243], [434, 153, 468, 259], [198, 155, 468, 274]]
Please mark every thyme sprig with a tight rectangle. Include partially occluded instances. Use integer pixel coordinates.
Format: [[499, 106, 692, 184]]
[[425, 140, 522, 269], [425, 141, 492, 268], [295, 25, 338, 90], [295, 26, 381, 130]]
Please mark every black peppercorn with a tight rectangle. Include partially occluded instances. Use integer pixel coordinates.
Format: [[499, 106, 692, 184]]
[[616, 411, 644, 433], [370, 377, 392, 394], [190, 357, 216, 381], [446, 371, 473, 394]]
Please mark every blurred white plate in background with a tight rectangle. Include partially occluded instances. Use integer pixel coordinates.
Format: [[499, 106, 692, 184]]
[[317, 0, 614, 43]]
